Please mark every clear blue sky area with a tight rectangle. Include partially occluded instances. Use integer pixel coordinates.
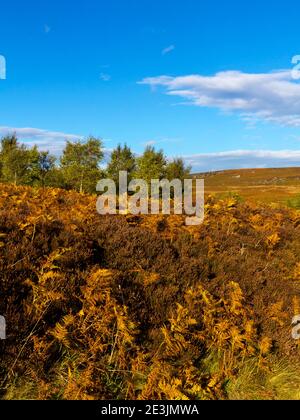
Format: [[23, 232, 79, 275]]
[[1, 0, 300, 170]]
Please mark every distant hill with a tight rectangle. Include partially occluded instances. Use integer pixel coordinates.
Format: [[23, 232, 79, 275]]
[[194, 167, 300, 204]]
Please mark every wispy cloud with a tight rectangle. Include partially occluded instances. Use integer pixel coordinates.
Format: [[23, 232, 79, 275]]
[[144, 140, 157, 147], [44, 24, 51, 34], [183, 150, 300, 172], [162, 45, 175, 56], [140, 69, 300, 127], [100, 73, 111, 82], [0, 126, 83, 154], [143, 137, 182, 147]]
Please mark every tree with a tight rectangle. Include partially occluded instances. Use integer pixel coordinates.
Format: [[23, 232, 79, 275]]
[[44, 167, 66, 189], [0, 135, 39, 185], [166, 158, 192, 181], [134, 146, 167, 185], [60, 137, 104, 193], [0, 134, 18, 156], [33, 151, 56, 188], [107, 144, 136, 186]]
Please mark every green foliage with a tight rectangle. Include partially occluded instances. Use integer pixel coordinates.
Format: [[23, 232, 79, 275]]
[[60, 137, 104, 193], [107, 144, 136, 186], [0, 135, 40, 185], [287, 195, 300, 209], [166, 158, 191, 181], [134, 146, 167, 185], [0, 136, 194, 194], [0, 135, 105, 193], [43, 167, 66, 189], [31, 151, 56, 188]]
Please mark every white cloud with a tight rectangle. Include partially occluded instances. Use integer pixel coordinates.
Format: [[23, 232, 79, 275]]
[[100, 73, 111, 82], [143, 137, 182, 147], [144, 140, 157, 147], [0, 126, 115, 161], [0, 126, 83, 154], [139, 70, 300, 127], [162, 45, 175, 56], [183, 150, 300, 172], [44, 24, 51, 34]]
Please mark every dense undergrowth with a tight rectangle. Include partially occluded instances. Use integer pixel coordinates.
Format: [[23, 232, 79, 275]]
[[1, 183, 300, 400]]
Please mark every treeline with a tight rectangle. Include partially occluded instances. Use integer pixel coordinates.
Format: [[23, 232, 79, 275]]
[[0, 135, 191, 193]]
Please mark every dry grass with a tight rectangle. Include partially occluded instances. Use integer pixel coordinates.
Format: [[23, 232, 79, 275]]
[[1, 183, 300, 400], [195, 167, 300, 204]]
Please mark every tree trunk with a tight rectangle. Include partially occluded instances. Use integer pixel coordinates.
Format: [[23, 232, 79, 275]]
[[80, 172, 84, 194]]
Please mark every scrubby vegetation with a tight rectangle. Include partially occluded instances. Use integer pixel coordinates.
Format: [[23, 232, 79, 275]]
[[200, 167, 300, 205], [0, 135, 191, 194], [1, 183, 300, 400], [288, 195, 300, 210]]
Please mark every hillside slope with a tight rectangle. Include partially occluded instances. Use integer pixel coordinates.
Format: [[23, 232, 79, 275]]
[[196, 167, 300, 204]]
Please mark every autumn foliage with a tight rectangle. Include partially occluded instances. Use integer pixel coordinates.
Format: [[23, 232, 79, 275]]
[[1, 183, 300, 400]]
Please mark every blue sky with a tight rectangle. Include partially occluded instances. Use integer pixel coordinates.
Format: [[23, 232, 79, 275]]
[[0, 0, 300, 171]]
